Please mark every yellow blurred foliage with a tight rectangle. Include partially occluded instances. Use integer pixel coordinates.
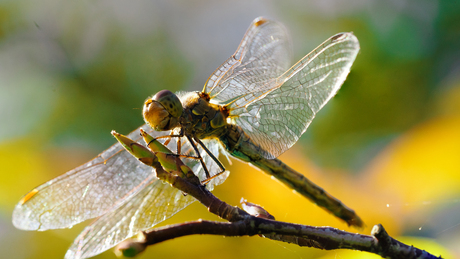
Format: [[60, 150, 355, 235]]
[[1, 138, 96, 210], [364, 115, 460, 205], [0, 138, 49, 208], [434, 82, 460, 117]]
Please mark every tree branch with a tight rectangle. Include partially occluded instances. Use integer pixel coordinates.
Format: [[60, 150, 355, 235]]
[[113, 131, 443, 259], [116, 210, 441, 259]]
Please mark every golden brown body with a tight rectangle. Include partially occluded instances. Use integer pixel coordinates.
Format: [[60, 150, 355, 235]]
[[177, 92, 363, 227], [178, 91, 228, 140], [140, 16, 363, 227]]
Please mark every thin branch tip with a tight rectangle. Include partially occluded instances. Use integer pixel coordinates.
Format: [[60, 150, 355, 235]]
[[112, 133, 441, 259]]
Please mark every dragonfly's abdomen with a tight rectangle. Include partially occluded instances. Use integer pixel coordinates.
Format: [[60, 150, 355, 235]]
[[219, 124, 364, 227]]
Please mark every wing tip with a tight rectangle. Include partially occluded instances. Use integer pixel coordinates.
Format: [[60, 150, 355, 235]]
[[253, 17, 268, 27], [331, 32, 357, 42], [19, 188, 39, 205], [12, 206, 39, 231], [330, 32, 360, 54]]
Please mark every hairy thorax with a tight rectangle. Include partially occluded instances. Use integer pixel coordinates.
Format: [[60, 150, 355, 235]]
[[179, 91, 229, 140], [178, 91, 263, 160]]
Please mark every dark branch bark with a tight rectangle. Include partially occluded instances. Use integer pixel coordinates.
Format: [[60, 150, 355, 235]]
[[116, 164, 442, 259], [116, 216, 441, 259], [113, 132, 443, 259]]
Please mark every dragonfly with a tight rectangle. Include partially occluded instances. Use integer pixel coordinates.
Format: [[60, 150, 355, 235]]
[[13, 17, 361, 259], [143, 18, 362, 224]]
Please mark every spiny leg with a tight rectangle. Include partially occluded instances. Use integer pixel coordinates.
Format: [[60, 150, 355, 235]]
[[177, 134, 181, 156], [143, 131, 217, 181], [144, 132, 204, 164], [168, 154, 201, 160], [194, 137, 226, 174], [152, 134, 181, 139], [155, 132, 198, 161], [185, 135, 211, 179], [201, 170, 227, 184], [179, 147, 221, 185], [151, 134, 182, 147]]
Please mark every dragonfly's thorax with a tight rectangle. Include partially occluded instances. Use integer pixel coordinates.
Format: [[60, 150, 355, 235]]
[[179, 91, 229, 139]]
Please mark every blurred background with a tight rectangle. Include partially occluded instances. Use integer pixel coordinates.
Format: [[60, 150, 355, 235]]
[[1, 0, 459, 258]]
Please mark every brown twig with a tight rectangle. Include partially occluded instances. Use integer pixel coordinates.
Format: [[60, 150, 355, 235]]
[[120, 220, 442, 259], [113, 131, 443, 259], [117, 164, 442, 258]]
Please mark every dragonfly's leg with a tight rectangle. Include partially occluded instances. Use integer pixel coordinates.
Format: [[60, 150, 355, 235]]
[[151, 134, 182, 147], [185, 135, 211, 179], [167, 154, 201, 160], [201, 170, 227, 185], [177, 134, 182, 156], [145, 131, 214, 180], [152, 134, 182, 139], [144, 134, 181, 150], [194, 137, 226, 174], [146, 133, 203, 162]]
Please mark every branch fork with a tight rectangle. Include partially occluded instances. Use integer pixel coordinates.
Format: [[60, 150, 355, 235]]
[[112, 131, 442, 259]]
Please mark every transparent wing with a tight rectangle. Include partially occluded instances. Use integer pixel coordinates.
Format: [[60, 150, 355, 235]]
[[64, 140, 228, 259], [12, 124, 159, 231], [12, 124, 224, 231], [204, 17, 291, 105], [230, 33, 360, 158], [64, 177, 189, 259]]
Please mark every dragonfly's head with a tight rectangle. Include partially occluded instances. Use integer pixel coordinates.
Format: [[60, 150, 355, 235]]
[[143, 90, 183, 131]]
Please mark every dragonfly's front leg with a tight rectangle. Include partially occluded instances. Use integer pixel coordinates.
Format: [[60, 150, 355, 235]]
[[143, 130, 222, 183], [170, 134, 227, 184], [146, 133, 204, 162], [193, 137, 227, 183], [150, 134, 181, 149], [185, 135, 212, 179], [177, 130, 182, 155]]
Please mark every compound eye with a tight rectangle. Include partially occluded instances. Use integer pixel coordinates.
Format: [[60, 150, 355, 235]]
[[153, 90, 183, 118], [153, 90, 173, 100], [143, 98, 170, 131]]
